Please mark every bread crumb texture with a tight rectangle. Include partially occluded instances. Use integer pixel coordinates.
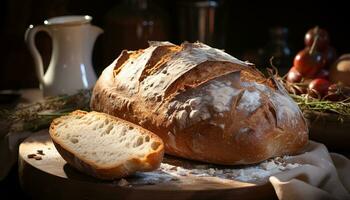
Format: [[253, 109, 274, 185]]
[[53, 112, 162, 166]]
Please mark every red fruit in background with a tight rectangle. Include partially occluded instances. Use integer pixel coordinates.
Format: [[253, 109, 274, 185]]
[[304, 26, 330, 51], [287, 66, 303, 83], [325, 84, 342, 101], [294, 48, 326, 78], [328, 83, 338, 92], [308, 78, 331, 97], [325, 83, 350, 101], [314, 69, 329, 79], [323, 46, 337, 68]]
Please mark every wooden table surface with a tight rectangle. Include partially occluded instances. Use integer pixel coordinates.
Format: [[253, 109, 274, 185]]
[[10, 89, 350, 199], [18, 130, 277, 200]]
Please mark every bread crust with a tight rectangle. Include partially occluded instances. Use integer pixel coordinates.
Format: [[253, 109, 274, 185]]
[[49, 110, 164, 180], [91, 42, 308, 165]]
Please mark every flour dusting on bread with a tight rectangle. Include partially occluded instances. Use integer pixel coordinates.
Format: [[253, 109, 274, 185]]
[[91, 41, 308, 165], [139, 42, 248, 101]]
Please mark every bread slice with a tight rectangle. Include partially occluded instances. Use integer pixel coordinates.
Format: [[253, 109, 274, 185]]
[[49, 110, 164, 180]]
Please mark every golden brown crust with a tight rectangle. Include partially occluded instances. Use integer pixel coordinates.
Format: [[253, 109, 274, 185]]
[[163, 61, 242, 100], [91, 42, 309, 165], [49, 110, 164, 180]]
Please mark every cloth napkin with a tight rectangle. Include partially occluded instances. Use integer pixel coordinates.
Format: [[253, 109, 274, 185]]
[[269, 141, 350, 200]]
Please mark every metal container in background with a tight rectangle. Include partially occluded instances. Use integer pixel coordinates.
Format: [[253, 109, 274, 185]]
[[176, 0, 220, 46], [102, 0, 170, 67]]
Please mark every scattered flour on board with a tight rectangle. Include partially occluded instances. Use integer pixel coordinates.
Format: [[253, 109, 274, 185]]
[[121, 156, 301, 186]]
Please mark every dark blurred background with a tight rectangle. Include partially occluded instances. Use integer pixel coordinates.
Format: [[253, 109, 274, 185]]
[[0, 0, 349, 90]]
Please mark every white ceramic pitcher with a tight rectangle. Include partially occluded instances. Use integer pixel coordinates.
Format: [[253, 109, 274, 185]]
[[25, 15, 103, 96]]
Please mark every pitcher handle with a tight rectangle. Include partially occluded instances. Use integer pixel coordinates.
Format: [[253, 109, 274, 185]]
[[25, 25, 51, 85]]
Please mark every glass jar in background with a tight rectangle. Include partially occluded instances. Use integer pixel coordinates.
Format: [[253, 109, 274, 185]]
[[102, 0, 170, 66], [260, 27, 293, 76], [176, 0, 225, 47]]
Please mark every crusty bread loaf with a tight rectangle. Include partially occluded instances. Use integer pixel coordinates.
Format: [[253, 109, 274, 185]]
[[91, 41, 308, 165], [49, 110, 164, 180]]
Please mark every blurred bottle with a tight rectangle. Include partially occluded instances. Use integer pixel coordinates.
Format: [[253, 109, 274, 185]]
[[102, 0, 170, 66], [260, 27, 293, 75], [176, 0, 225, 47]]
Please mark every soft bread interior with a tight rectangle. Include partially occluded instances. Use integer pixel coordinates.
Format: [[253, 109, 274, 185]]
[[52, 112, 162, 167]]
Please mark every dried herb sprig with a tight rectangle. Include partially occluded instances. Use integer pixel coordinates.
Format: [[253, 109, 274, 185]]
[[0, 89, 91, 136], [290, 93, 350, 116]]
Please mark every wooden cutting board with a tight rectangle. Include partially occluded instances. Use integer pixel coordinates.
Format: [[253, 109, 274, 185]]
[[18, 130, 277, 200]]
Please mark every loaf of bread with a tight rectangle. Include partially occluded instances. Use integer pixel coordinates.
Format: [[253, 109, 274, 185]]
[[49, 110, 164, 180], [91, 41, 308, 165]]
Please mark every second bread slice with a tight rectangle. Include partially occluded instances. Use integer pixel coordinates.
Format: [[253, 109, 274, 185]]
[[49, 110, 164, 180]]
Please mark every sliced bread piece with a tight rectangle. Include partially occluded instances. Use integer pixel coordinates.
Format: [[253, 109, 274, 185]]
[[49, 110, 164, 180]]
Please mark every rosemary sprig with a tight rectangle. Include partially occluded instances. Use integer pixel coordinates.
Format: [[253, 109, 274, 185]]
[[0, 89, 92, 135], [290, 94, 350, 116]]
